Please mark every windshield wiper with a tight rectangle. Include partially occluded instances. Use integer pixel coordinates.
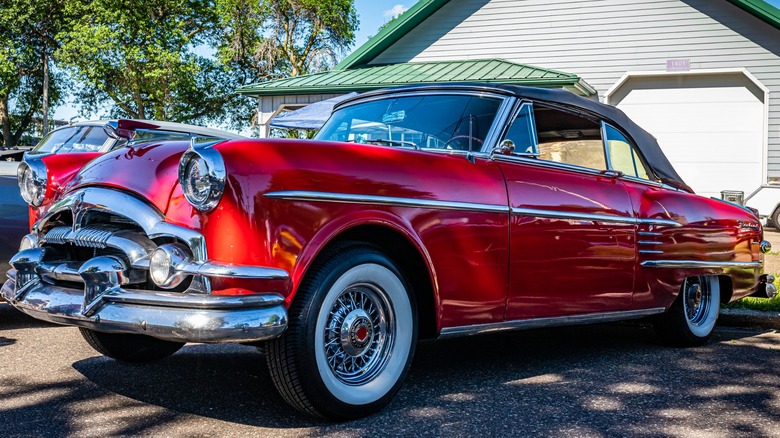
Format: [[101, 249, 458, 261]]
[[362, 139, 419, 150]]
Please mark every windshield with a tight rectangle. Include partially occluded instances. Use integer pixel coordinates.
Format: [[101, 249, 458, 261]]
[[315, 94, 504, 151], [33, 125, 111, 154]]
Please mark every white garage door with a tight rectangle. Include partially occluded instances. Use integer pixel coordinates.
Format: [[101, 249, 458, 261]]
[[610, 74, 765, 198]]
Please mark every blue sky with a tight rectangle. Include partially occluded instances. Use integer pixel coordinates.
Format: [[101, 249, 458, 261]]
[[353, 0, 411, 48]]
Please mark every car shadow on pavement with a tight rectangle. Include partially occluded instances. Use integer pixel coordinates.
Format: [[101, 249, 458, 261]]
[[0, 303, 60, 330], [49, 323, 780, 435]]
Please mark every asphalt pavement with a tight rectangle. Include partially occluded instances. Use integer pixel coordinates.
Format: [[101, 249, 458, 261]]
[[2, 302, 780, 437]]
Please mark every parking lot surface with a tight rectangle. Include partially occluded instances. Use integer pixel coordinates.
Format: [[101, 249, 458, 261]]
[[2, 302, 780, 437]]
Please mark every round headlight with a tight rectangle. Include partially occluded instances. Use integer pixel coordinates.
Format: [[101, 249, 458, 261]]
[[17, 160, 48, 207], [149, 243, 192, 289], [19, 234, 38, 251], [178, 146, 226, 212]]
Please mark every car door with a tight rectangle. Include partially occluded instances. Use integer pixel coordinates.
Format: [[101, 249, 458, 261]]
[[493, 102, 637, 319]]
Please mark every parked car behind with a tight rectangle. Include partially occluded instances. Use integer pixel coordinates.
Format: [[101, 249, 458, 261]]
[[2, 84, 775, 420], [0, 119, 242, 279]]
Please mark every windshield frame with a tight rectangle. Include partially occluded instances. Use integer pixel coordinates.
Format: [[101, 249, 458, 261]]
[[315, 90, 515, 155]]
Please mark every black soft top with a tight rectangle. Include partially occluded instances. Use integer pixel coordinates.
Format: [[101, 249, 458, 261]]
[[338, 83, 688, 190], [497, 84, 687, 190]]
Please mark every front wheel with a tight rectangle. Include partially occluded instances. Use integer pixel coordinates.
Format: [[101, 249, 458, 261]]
[[654, 275, 720, 347], [267, 243, 417, 420]]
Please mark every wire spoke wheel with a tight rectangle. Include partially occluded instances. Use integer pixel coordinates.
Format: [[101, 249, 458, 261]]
[[323, 284, 394, 385], [654, 275, 720, 346], [266, 243, 417, 420], [683, 276, 711, 327]]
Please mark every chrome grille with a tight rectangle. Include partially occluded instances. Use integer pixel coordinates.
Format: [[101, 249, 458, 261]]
[[44, 225, 121, 249]]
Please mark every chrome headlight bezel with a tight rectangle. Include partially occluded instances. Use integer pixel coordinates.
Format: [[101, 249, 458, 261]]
[[177, 143, 226, 212], [17, 160, 48, 207], [149, 243, 192, 289]]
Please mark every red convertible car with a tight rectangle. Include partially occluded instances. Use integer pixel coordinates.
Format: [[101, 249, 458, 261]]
[[2, 84, 775, 419]]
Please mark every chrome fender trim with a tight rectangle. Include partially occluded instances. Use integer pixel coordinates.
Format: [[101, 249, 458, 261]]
[[641, 260, 762, 269]]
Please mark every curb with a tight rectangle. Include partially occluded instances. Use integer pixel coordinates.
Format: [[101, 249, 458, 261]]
[[719, 308, 780, 330]]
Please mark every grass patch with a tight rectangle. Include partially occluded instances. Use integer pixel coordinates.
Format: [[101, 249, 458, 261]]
[[725, 296, 780, 312], [722, 271, 780, 311]]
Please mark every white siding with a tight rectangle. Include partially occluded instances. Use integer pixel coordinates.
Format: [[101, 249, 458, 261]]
[[371, 0, 780, 177]]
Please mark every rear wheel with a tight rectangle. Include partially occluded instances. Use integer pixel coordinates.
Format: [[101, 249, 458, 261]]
[[654, 276, 720, 347], [267, 243, 417, 420], [79, 328, 184, 362], [772, 206, 780, 231]]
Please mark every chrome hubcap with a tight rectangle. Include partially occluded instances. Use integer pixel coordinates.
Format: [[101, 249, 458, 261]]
[[684, 277, 709, 325], [323, 284, 393, 385]]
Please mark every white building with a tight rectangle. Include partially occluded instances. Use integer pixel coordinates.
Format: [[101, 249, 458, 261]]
[[238, 0, 780, 223]]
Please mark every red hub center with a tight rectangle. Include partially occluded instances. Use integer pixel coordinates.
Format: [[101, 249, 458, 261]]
[[356, 326, 368, 342]]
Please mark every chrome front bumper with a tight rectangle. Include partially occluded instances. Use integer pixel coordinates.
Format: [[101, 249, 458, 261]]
[[2, 269, 288, 343], [3, 186, 290, 343]]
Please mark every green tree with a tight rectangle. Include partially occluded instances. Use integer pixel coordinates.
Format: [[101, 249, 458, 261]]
[[0, 0, 66, 147], [56, 0, 228, 124], [55, 0, 358, 130], [216, 0, 358, 78]]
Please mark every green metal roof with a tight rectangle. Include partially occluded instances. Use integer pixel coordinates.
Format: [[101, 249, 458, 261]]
[[236, 59, 597, 97], [727, 0, 780, 29], [336, 0, 780, 70]]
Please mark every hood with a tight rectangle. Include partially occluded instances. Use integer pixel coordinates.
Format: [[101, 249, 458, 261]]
[[67, 140, 190, 213]]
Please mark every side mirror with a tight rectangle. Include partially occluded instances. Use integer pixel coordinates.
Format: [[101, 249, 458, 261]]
[[492, 139, 515, 156]]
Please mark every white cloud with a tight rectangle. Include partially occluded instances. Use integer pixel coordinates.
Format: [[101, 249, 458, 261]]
[[384, 4, 408, 19]]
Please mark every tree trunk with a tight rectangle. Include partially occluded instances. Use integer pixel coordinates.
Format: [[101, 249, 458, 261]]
[[42, 51, 49, 135], [0, 96, 11, 148]]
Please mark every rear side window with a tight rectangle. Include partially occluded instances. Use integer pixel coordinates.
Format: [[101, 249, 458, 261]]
[[33, 125, 110, 154], [534, 106, 606, 170], [604, 124, 651, 180]]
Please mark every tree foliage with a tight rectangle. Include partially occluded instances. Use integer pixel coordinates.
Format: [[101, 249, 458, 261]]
[[56, 0, 228, 124], [216, 0, 358, 78], [0, 0, 66, 147], [3, 0, 358, 135]]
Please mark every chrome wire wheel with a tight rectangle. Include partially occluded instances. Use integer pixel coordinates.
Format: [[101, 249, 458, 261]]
[[323, 284, 394, 385], [267, 244, 417, 419], [683, 277, 709, 325], [681, 275, 720, 338], [314, 262, 414, 406]]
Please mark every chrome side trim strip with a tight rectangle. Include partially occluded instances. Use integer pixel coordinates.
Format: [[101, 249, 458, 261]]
[[641, 260, 762, 269], [264, 191, 510, 214], [185, 261, 291, 280], [439, 308, 666, 339], [512, 208, 681, 227], [511, 207, 636, 225], [511, 207, 682, 227], [639, 249, 664, 255], [637, 218, 683, 228], [638, 231, 663, 237], [263, 192, 683, 228], [638, 241, 663, 245]]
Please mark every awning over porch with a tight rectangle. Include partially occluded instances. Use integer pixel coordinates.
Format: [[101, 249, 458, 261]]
[[236, 59, 596, 98]]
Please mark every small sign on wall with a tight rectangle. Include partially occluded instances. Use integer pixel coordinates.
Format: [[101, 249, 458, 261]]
[[666, 59, 690, 72]]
